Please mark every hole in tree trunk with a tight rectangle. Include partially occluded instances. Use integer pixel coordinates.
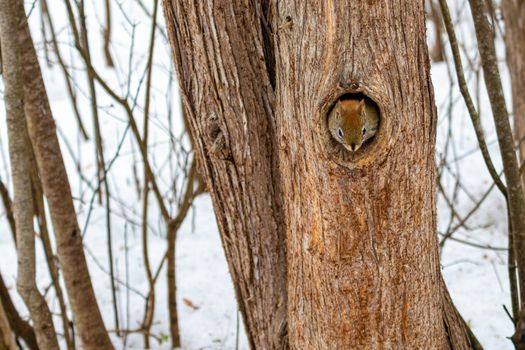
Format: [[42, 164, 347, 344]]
[[320, 83, 395, 170], [326, 92, 381, 153]]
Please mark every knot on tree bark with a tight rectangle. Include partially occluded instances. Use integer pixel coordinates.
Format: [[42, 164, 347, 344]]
[[206, 113, 232, 161]]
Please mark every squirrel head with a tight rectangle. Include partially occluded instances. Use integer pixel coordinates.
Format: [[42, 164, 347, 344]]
[[328, 98, 367, 152]]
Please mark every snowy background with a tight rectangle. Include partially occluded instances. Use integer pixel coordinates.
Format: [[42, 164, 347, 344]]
[[0, 1, 514, 349]]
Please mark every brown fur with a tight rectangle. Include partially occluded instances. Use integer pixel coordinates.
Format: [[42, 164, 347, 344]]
[[339, 99, 365, 149], [327, 97, 379, 152]]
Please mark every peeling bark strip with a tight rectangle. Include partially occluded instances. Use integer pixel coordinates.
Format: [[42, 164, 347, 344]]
[[163, 0, 475, 348], [162, 1, 287, 348], [11, 2, 113, 349]]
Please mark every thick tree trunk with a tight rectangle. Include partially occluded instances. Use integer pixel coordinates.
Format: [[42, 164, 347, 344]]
[[274, 1, 463, 348], [163, 0, 476, 348], [163, 1, 287, 348], [11, 1, 113, 349]]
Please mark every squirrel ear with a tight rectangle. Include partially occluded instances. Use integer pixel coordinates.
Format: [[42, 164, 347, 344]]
[[334, 100, 342, 114]]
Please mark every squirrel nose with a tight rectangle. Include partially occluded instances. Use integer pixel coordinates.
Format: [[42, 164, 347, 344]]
[[350, 143, 356, 151]]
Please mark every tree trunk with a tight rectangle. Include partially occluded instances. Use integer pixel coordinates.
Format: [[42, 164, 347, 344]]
[[11, 1, 113, 349], [429, 0, 446, 62], [163, 1, 287, 348], [0, 181, 16, 245], [274, 1, 467, 347], [0, 275, 38, 350], [502, 0, 525, 343], [504, 2, 525, 169], [30, 150, 75, 350], [163, 0, 476, 348], [0, 1, 59, 348], [0, 301, 15, 350]]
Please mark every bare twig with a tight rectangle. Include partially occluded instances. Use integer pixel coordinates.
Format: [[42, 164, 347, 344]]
[[103, 0, 114, 66], [438, 233, 507, 251]]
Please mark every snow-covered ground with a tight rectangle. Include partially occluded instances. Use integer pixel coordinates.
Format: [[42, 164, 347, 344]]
[[0, 1, 514, 349]]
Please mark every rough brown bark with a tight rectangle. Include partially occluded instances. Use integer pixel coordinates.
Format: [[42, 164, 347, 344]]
[[0, 1, 59, 348], [274, 1, 467, 348], [12, 1, 113, 349], [163, 2, 287, 348], [163, 0, 476, 348]]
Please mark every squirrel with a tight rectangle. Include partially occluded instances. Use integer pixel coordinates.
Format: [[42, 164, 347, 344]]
[[327, 97, 379, 152]]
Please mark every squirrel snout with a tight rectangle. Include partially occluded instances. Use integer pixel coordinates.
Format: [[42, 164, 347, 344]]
[[344, 143, 360, 152]]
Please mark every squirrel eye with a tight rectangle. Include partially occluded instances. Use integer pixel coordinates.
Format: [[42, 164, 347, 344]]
[[337, 128, 343, 138], [362, 128, 367, 135]]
